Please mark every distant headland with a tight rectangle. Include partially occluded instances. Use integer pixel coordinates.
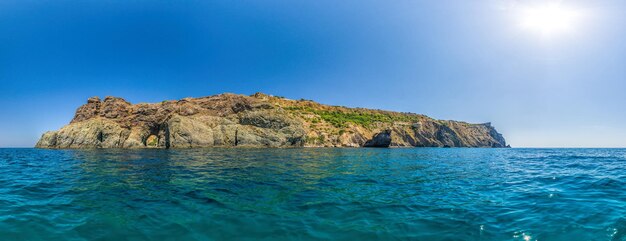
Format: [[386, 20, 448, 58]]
[[36, 93, 508, 149]]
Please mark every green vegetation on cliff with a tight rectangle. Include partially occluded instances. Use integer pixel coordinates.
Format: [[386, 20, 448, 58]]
[[36, 93, 508, 149], [284, 106, 424, 128]]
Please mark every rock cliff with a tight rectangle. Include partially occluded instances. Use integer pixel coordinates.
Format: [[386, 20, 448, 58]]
[[36, 93, 508, 149]]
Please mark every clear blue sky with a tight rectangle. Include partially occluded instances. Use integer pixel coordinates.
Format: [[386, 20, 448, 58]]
[[1, 0, 625, 147]]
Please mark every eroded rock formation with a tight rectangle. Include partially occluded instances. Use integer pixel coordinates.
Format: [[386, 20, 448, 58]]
[[36, 93, 508, 149]]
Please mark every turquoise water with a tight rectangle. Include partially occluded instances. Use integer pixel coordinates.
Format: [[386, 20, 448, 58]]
[[0, 148, 625, 241]]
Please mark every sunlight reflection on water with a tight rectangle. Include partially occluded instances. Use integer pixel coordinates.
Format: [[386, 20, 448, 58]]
[[0, 148, 625, 240]]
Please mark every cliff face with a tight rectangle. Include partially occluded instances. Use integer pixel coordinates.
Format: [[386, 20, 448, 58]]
[[36, 93, 508, 149]]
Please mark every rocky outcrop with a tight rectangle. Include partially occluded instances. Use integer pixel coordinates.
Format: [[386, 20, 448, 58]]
[[36, 93, 508, 149]]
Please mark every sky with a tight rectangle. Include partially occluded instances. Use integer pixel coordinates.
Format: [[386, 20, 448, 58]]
[[0, 0, 625, 147]]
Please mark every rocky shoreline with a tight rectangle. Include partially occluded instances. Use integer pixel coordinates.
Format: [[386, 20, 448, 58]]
[[36, 93, 508, 149]]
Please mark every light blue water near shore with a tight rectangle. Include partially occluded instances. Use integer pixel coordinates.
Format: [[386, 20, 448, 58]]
[[0, 148, 625, 241]]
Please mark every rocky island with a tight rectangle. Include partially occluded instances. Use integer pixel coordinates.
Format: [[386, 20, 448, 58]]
[[36, 93, 507, 148]]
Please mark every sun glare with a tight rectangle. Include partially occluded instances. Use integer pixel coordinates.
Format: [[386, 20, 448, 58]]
[[519, 3, 580, 38]]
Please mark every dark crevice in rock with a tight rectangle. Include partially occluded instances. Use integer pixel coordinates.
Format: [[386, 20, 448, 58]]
[[144, 124, 167, 148], [287, 136, 304, 146], [163, 124, 171, 149], [364, 130, 392, 148], [97, 131, 104, 142], [117, 131, 123, 147]]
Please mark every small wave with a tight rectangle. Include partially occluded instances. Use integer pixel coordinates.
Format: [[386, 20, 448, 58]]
[[183, 190, 227, 207]]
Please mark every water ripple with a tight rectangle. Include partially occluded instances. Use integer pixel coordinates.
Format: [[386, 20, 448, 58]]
[[0, 148, 625, 240]]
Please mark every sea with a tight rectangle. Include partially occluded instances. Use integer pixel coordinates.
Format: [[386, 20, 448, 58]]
[[0, 148, 625, 241]]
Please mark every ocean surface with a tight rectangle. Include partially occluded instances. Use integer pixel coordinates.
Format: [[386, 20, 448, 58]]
[[0, 148, 625, 241]]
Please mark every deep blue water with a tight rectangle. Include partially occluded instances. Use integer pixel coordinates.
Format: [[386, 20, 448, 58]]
[[0, 148, 625, 241]]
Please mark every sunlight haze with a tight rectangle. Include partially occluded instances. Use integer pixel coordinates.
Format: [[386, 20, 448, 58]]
[[0, 0, 624, 147]]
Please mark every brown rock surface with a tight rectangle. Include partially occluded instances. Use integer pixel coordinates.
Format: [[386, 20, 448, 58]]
[[36, 93, 507, 149]]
